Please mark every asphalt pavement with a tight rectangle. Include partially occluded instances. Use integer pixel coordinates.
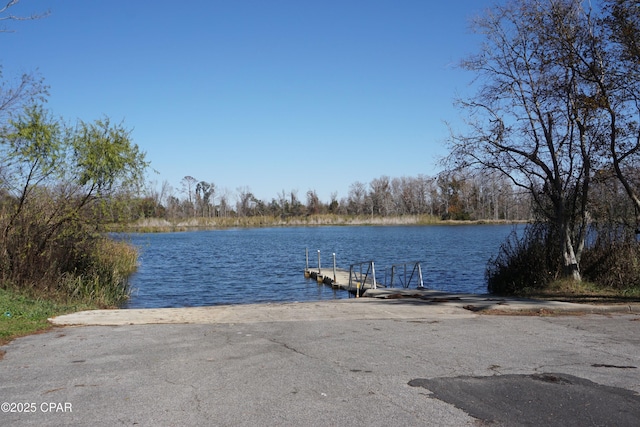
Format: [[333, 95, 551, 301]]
[[1, 297, 639, 426]]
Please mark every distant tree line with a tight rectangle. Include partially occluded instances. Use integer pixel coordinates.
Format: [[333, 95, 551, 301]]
[[136, 171, 535, 222]]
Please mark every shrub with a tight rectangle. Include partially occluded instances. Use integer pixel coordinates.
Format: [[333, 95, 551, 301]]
[[581, 227, 640, 290], [486, 223, 562, 294]]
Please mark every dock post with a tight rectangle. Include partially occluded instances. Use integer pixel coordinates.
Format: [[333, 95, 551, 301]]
[[390, 265, 395, 288], [404, 263, 407, 289], [332, 253, 337, 284], [304, 248, 310, 278], [317, 250, 321, 275], [372, 261, 377, 290]]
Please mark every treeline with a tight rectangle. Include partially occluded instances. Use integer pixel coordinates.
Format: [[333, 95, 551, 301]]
[[137, 171, 533, 222]]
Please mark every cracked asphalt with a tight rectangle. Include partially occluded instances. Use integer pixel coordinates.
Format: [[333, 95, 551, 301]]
[[1, 300, 640, 426]]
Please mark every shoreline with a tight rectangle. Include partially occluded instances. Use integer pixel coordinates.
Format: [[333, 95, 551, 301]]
[[111, 215, 526, 233]]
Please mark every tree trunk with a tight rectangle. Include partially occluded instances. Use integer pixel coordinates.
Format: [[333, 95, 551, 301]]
[[562, 226, 581, 281]]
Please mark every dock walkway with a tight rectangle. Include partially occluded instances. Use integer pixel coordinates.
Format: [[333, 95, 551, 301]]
[[304, 266, 378, 296], [304, 249, 425, 296]]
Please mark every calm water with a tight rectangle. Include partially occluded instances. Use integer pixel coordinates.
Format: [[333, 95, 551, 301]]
[[120, 225, 519, 308]]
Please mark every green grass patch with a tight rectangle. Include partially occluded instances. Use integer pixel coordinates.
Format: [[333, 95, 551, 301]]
[[0, 288, 96, 346]]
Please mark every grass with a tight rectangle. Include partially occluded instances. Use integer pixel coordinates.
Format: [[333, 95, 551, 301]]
[[0, 287, 97, 347], [514, 278, 640, 304], [61, 237, 138, 307]]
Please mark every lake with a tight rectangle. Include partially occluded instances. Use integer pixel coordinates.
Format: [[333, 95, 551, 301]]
[[120, 224, 519, 308]]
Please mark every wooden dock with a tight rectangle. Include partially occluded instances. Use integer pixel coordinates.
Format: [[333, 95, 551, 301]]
[[304, 266, 377, 297], [304, 249, 425, 296]]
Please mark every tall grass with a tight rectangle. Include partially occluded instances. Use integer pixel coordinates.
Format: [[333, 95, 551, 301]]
[[121, 214, 446, 232], [58, 238, 138, 307], [1, 233, 137, 308]]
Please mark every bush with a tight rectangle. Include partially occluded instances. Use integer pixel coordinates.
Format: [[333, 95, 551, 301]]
[[488, 221, 640, 296], [486, 223, 562, 294], [0, 187, 137, 306], [581, 228, 640, 290]]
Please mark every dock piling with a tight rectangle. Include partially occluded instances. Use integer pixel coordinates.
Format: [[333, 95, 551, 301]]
[[304, 248, 310, 277], [332, 253, 337, 284]]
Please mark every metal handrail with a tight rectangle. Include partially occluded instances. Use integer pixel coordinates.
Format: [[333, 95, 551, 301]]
[[348, 261, 377, 297], [385, 261, 424, 288]]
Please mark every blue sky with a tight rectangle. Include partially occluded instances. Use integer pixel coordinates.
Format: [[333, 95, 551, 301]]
[[2, 0, 491, 203]]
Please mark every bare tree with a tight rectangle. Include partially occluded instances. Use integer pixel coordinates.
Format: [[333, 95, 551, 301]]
[[447, 0, 601, 280], [180, 176, 197, 217], [195, 181, 215, 217], [347, 181, 367, 215], [0, 1, 49, 140], [289, 189, 303, 216], [306, 189, 322, 215], [218, 188, 231, 217], [0, 0, 49, 32], [370, 176, 393, 216], [328, 191, 339, 213], [575, 0, 640, 229], [236, 186, 254, 217]]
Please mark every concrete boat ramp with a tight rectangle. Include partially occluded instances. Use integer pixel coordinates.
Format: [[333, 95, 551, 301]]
[[49, 290, 637, 326], [11, 288, 640, 426]]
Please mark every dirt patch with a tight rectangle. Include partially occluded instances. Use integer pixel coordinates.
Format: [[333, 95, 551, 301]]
[[517, 292, 640, 305], [475, 308, 590, 316]]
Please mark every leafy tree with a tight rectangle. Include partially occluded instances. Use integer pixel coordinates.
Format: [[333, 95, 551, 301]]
[[72, 118, 147, 196], [1, 105, 62, 253], [0, 104, 149, 287]]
